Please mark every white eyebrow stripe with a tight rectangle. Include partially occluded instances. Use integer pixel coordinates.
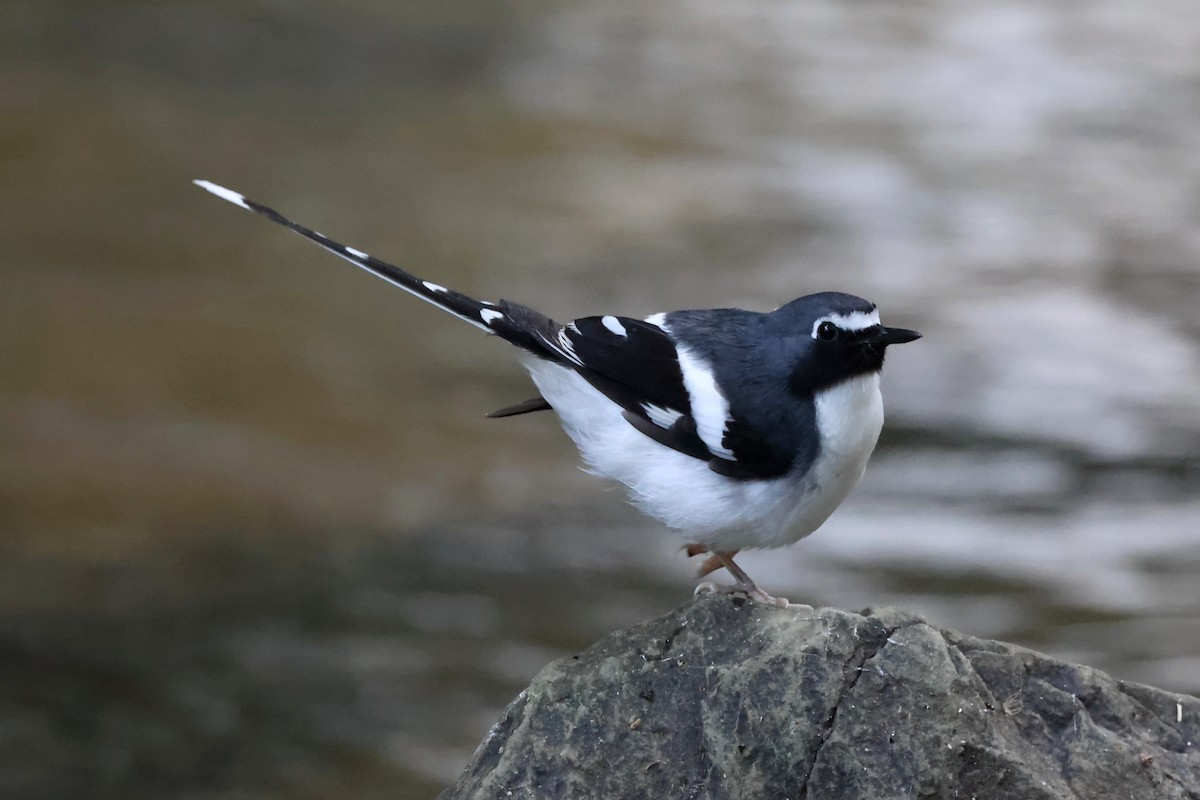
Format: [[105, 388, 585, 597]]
[[812, 309, 881, 337], [675, 344, 735, 459]]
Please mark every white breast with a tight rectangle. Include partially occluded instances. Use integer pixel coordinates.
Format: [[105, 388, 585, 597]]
[[522, 359, 883, 552], [786, 372, 885, 543]]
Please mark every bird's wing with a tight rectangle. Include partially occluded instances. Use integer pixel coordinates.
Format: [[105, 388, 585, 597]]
[[497, 306, 763, 468], [548, 313, 796, 479], [561, 314, 717, 462]]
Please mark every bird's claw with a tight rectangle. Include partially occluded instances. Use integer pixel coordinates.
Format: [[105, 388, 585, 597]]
[[694, 580, 792, 608]]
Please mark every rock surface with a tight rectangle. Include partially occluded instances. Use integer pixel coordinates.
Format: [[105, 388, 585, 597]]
[[442, 595, 1200, 800]]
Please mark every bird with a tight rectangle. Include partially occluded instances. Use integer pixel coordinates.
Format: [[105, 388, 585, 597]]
[[195, 179, 920, 606]]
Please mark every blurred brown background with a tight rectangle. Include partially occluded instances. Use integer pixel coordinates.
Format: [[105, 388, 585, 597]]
[[2, 1, 1199, 798]]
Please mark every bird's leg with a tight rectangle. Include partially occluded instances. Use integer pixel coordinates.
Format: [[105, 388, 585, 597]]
[[684, 544, 736, 578], [697, 550, 735, 577], [693, 550, 791, 608]]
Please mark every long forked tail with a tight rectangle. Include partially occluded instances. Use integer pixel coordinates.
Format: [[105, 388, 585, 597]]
[[194, 179, 508, 334]]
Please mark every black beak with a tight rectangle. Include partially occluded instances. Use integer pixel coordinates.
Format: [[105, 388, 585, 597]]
[[862, 326, 921, 346]]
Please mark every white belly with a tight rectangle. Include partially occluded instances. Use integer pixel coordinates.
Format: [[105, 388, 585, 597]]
[[523, 359, 883, 552]]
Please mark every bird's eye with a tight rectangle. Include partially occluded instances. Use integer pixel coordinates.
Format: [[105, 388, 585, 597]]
[[816, 321, 839, 341]]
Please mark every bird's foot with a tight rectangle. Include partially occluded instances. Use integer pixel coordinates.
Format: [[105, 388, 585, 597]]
[[694, 580, 792, 608], [689, 549, 810, 609]]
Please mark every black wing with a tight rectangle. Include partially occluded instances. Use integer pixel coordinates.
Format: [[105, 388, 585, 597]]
[[494, 306, 733, 467], [563, 314, 715, 461], [558, 315, 796, 478]]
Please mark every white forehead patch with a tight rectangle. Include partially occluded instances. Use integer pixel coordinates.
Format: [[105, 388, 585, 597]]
[[422, 281, 447, 294], [601, 315, 627, 337], [811, 308, 880, 338]]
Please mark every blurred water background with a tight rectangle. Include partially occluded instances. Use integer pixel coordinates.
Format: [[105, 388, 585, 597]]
[[2, 1, 1199, 797]]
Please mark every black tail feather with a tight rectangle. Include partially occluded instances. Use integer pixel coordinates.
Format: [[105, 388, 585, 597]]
[[486, 396, 553, 418]]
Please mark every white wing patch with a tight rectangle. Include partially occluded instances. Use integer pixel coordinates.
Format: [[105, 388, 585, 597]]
[[674, 344, 734, 459], [643, 403, 684, 429], [811, 308, 880, 338], [601, 315, 627, 337], [345, 246, 369, 259], [554, 329, 584, 366], [422, 281, 447, 293], [480, 308, 505, 325]]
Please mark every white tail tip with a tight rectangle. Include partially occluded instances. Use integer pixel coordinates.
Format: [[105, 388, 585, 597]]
[[194, 179, 250, 210]]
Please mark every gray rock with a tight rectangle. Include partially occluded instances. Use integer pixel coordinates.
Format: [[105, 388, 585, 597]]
[[442, 595, 1200, 800]]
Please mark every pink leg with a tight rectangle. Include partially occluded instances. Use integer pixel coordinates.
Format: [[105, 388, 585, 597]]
[[693, 550, 792, 608]]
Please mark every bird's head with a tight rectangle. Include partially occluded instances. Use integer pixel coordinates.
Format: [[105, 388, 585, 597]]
[[768, 292, 921, 395]]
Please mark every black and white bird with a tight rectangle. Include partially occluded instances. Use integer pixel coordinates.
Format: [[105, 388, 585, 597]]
[[195, 180, 920, 605]]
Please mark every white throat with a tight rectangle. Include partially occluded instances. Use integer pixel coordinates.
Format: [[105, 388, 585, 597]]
[[813, 371, 884, 462]]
